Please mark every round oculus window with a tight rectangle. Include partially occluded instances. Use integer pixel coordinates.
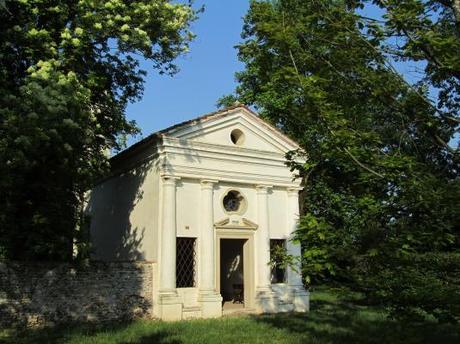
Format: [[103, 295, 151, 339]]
[[230, 129, 245, 145], [223, 190, 246, 213]]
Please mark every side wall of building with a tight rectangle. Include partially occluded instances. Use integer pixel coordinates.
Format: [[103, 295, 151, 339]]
[[86, 147, 160, 262]]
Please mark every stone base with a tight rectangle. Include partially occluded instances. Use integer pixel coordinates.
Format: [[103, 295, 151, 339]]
[[277, 299, 295, 313], [182, 306, 202, 320], [198, 291, 223, 318], [292, 286, 310, 312], [255, 287, 279, 313], [157, 291, 183, 321]]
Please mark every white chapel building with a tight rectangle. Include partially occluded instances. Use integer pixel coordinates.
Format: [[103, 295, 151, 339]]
[[87, 105, 310, 320]]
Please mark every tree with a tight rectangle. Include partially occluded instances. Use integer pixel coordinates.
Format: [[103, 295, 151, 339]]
[[221, 0, 460, 321], [362, 0, 460, 131], [0, 0, 198, 261]]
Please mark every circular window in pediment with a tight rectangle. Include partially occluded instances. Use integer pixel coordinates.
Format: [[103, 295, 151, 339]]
[[223, 190, 247, 214], [230, 129, 245, 145]]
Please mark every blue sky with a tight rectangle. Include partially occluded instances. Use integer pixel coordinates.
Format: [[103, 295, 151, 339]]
[[125, 1, 249, 146], [125, 1, 457, 148]]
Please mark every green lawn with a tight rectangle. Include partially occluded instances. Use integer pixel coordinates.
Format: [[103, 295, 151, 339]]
[[2, 288, 459, 344]]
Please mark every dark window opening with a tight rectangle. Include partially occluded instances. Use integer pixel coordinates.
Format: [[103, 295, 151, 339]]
[[270, 239, 287, 284], [230, 129, 245, 145], [176, 237, 196, 288], [223, 190, 243, 212]]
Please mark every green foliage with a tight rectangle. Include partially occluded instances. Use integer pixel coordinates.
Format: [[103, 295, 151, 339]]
[[224, 0, 460, 321], [364, 252, 460, 323], [296, 213, 336, 285], [363, 0, 460, 122], [0, 0, 198, 260], [3, 288, 460, 343], [269, 240, 297, 274]]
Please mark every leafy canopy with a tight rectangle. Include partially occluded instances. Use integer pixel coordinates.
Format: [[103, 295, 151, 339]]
[[0, 0, 198, 260], [222, 0, 459, 321]]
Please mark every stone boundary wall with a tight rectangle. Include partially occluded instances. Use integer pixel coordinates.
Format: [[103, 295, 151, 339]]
[[0, 261, 155, 327]]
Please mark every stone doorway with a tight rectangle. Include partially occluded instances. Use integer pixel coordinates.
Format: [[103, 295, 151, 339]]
[[220, 239, 246, 311], [216, 228, 255, 314]]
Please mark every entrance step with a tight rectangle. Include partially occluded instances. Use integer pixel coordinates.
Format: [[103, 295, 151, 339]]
[[222, 307, 257, 317], [277, 300, 294, 312], [182, 305, 202, 319]]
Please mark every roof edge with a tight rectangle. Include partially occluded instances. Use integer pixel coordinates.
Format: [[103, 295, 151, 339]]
[[110, 104, 300, 163]]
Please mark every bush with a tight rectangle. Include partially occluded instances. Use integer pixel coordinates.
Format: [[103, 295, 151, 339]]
[[363, 252, 460, 323]]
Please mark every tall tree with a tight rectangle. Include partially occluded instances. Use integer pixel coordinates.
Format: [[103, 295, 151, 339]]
[[363, 0, 460, 129], [0, 0, 198, 261], [221, 0, 460, 321]]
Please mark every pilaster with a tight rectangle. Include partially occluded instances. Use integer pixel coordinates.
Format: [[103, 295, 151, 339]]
[[157, 175, 182, 320], [198, 179, 222, 318], [286, 186, 309, 312], [255, 184, 278, 313]]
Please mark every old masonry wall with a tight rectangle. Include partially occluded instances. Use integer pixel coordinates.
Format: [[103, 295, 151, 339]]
[[0, 261, 155, 327]]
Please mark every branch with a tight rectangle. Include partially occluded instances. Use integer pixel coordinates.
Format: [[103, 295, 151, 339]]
[[281, 9, 387, 178], [380, 0, 460, 81], [317, 1, 460, 152], [343, 147, 386, 178], [282, 11, 304, 85], [453, 0, 460, 37]]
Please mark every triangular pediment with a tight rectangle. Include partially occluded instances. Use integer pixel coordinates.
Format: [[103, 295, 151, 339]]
[[162, 106, 299, 154], [214, 217, 258, 230]]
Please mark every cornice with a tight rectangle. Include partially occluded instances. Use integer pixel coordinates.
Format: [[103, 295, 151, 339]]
[[165, 165, 301, 188], [107, 105, 304, 172], [162, 136, 287, 160], [287, 186, 304, 197]]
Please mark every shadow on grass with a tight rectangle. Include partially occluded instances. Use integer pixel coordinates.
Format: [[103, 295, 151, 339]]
[[3, 288, 460, 344], [1, 321, 181, 344], [252, 291, 460, 344], [124, 337, 181, 344], [120, 330, 182, 344]]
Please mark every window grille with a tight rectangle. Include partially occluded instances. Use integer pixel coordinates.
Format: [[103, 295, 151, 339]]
[[270, 239, 287, 284], [176, 237, 196, 288]]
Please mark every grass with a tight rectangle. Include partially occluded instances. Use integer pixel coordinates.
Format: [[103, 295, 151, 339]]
[[1, 287, 459, 344]]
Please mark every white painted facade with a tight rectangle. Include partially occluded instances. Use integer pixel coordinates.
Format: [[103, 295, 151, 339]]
[[86, 106, 309, 320]]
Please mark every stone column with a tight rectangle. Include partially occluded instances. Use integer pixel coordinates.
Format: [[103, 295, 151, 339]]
[[198, 179, 222, 318], [286, 186, 310, 312], [157, 175, 182, 320], [255, 184, 278, 312]]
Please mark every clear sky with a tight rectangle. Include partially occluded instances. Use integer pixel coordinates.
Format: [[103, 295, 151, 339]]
[[125, 1, 250, 146], [125, 1, 458, 148]]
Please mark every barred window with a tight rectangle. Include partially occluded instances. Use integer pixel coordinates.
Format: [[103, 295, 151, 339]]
[[270, 239, 287, 284], [176, 237, 196, 288]]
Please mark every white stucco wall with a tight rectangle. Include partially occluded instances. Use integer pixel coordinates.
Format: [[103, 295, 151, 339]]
[[162, 145, 294, 186], [191, 122, 282, 153], [87, 159, 159, 261], [87, 106, 309, 319], [268, 187, 289, 239], [176, 180, 201, 238]]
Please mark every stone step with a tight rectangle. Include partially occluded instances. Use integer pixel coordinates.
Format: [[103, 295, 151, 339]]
[[222, 307, 257, 317], [182, 305, 202, 319]]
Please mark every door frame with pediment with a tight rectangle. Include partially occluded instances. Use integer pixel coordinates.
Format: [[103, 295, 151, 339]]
[[215, 220, 256, 309]]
